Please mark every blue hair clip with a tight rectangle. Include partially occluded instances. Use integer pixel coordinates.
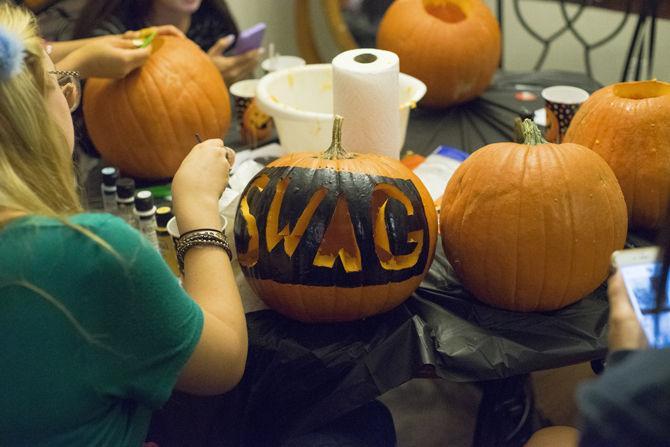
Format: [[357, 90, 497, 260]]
[[0, 26, 25, 81]]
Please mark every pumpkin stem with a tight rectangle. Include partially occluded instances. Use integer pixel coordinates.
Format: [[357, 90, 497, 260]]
[[519, 118, 547, 145], [321, 115, 354, 160]]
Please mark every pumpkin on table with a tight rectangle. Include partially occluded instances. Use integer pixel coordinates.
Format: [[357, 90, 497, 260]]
[[376, 0, 500, 108], [83, 36, 231, 179], [241, 98, 273, 146], [440, 119, 628, 312], [564, 80, 670, 230], [234, 116, 438, 322]]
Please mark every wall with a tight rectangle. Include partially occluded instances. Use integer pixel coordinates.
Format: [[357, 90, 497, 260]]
[[226, 0, 669, 85], [226, 0, 299, 57]]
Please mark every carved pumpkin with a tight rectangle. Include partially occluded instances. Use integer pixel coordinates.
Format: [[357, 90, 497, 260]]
[[564, 80, 670, 230], [241, 98, 273, 146], [83, 36, 231, 179], [377, 0, 501, 108], [234, 116, 438, 322], [440, 120, 628, 312]]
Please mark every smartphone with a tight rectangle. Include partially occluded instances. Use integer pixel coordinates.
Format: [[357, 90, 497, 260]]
[[612, 247, 670, 348], [230, 22, 266, 56]]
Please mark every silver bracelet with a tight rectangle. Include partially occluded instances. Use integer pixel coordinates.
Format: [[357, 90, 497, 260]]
[[176, 230, 232, 273]]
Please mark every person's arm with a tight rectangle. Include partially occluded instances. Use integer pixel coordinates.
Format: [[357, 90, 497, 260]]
[[54, 36, 151, 79], [576, 272, 653, 446], [577, 349, 670, 446], [171, 139, 248, 395], [50, 26, 185, 79], [48, 37, 101, 63]]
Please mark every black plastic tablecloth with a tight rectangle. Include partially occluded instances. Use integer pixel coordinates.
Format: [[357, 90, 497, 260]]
[[147, 236, 637, 446]]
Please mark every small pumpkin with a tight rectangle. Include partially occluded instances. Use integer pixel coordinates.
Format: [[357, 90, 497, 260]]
[[376, 0, 501, 108], [234, 116, 438, 322], [440, 119, 628, 312], [564, 80, 670, 230], [83, 36, 231, 179], [241, 98, 273, 146]]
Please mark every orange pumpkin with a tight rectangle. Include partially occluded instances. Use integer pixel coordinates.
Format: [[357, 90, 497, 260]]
[[440, 119, 628, 312], [564, 80, 670, 230], [377, 0, 501, 108], [234, 117, 438, 322], [83, 36, 231, 179]]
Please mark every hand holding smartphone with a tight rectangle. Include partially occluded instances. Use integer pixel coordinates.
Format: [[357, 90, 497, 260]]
[[230, 22, 266, 56], [612, 247, 670, 348]]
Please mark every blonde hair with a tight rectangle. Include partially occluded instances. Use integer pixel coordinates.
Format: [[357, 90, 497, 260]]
[[0, 3, 81, 218]]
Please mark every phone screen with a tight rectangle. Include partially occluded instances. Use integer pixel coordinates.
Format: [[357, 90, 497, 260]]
[[619, 262, 670, 348]]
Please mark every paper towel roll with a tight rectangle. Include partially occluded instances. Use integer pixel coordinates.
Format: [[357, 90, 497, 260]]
[[332, 48, 400, 159]]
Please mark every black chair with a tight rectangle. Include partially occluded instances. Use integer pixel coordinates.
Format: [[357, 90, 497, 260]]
[[496, 0, 665, 82]]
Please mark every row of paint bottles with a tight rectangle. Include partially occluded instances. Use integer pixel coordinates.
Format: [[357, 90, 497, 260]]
[[99, 166, 159, 250]]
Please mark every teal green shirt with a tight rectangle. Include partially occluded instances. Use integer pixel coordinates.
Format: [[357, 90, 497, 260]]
[[0, 213, 203, 446]]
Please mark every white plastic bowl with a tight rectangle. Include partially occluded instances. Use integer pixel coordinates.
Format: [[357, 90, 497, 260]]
[[255, 63, 427, 153]]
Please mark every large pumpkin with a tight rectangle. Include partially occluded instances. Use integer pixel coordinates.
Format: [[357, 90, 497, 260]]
[[234, 117, 438, 322], [564, 80, 670, 230], [376, 0, 500, 108], [83, 36, 231, 179], [440, 119, 628, 312]]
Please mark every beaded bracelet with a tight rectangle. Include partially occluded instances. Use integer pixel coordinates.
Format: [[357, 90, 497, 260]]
[[176, 229, 233, 273]]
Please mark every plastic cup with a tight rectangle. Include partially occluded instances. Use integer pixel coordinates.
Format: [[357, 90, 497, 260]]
[[541, 85, 589, 143], [261, 55, 306, 74]]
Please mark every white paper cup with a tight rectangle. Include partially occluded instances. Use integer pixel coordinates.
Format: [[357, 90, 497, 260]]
[[229, 79, 260, 123], [541, 85, 589, 143], [229, 79, 274, 147], [261, 55, 306, 73]]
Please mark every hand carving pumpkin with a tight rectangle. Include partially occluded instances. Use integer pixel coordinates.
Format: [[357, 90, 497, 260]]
[[234, 116, 438, 322]]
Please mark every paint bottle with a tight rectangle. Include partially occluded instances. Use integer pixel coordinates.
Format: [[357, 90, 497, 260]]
[[134, 190, 159, 250], [100, 167, 119, 213], [116, 178, 137, 228], [156, 206, 179, 275]]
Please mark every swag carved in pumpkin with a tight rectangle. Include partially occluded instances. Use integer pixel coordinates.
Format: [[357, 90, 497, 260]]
[[234, 117, 438, 322]]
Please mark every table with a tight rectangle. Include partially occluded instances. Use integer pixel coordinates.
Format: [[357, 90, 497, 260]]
[[85, 70, 650, 446], [404, 70, 602, 156], [146, 239, 621, 447]]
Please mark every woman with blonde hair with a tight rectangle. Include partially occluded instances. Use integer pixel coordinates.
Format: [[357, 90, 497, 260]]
[[0, 3, 247, 445]]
